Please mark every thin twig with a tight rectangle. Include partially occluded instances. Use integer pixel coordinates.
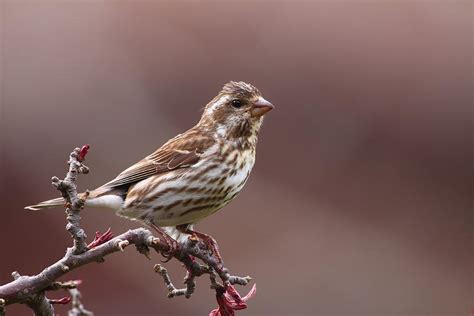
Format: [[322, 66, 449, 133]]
[[51, 146, 90, 255], [68, 288, 93, 316], [180, 238, 251, 287], [154, 265, 196, 299], [45, 280, 82, 292]]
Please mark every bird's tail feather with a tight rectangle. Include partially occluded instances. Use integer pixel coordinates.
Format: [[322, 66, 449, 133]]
[[25, 197, 65, 211]]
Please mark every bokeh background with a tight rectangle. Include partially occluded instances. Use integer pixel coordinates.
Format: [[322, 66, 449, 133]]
[[1, 1, 472, 315]]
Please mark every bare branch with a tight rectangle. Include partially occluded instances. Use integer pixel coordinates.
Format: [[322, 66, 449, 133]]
[[51, 146, 90, 254], [0, 145, 254, 315], [25, 292, 55, 316], [154, 264, 196, 298], [68, 288, 93, 316], [0, 228, 168, 306]]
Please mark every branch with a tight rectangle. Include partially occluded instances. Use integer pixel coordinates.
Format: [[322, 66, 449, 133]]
[[51, 145, 90, 254], [154, 264, 198, 299], [24, 292, 54, 316], [68, 288, 93, 316], [0, 146, 254, 316]]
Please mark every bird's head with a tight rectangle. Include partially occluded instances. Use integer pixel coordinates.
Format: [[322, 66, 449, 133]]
[[199, 81, 274, 139]]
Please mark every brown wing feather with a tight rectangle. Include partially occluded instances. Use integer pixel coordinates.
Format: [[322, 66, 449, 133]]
[[104, 150, 199, 189], [90, 129, 214, 197]]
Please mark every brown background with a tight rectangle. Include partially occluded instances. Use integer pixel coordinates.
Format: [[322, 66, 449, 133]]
[[1, 1, 472, 316]]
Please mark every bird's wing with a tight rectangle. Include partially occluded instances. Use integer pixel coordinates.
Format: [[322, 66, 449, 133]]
[[102, 149, 201, 189], [92, 131, 215, 196]]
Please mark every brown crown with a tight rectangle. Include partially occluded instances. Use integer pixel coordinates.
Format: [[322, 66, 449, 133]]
[[220, 81, 261, 99]]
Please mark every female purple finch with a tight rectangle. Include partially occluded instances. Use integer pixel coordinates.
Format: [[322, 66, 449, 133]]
[[26, 81, 274, 250]]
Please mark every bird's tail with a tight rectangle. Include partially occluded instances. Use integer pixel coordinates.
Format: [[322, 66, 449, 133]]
[[25, 191, 122, 211], [25, 197, 66, 211]]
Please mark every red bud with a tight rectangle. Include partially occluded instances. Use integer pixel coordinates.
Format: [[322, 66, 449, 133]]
[[78, 144, 90, 162]]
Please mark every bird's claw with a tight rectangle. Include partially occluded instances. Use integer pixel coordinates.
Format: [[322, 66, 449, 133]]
[[194, 232, 223, 264], [160, 239, 180, 262]]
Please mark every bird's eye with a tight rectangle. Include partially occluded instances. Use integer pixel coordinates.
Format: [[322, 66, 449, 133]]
[[231, 99, 242, 108]]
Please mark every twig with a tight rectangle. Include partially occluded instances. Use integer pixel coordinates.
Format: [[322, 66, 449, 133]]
[[68, 288, 93, 316], [154, 265, 196, 298], [0, 145, 254, 315], [0, 228, 168, 306], [179, 238, 251, 287], [45, 280, 82, 292], [10, 271, 54, 316], [0, 227, 241, 308], [25, 292, 55, 316], [51, 146, 90, 255]]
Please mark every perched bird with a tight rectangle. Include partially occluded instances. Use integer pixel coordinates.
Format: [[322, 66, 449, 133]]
[[26, 81, 274, 254]]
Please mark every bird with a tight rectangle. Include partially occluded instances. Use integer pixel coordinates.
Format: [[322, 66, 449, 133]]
[[25, 81, 274, 257]]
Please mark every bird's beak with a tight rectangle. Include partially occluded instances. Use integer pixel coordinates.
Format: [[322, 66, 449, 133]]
[[251, 97, 275, 117]]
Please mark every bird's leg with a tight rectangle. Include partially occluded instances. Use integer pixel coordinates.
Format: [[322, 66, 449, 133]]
[[176, 224, 223, 264], [147, 222, 179, 260]]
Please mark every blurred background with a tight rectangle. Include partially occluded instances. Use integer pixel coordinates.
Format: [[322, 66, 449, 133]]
[[1, 1, 472, 315]]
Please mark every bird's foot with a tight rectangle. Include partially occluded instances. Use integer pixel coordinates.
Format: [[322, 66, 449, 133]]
[[149, 226, 256, 314], [148, 223, 180, 261], [161, 238, 180, 262], [191, 231, 223, 264], [87, 228, 114, 249], [175, 224, 223, 264]]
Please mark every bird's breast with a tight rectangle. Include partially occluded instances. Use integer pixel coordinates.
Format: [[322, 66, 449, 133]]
[[219, 149, 255, 198], [119, 148, 255, 227]]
